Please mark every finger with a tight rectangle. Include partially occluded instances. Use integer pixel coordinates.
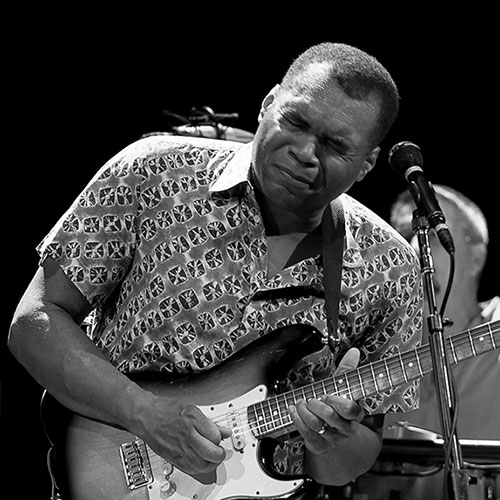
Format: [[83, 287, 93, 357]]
[[218, 425, 233, 440], [186, 406, 228, 444], [306, 398, 354, 435], [334, 347, 360, 375], [188, 409, 229, 464], [294, 399, 327, 434], [288, 404, 316, 436], [321, 395, 365, 422], [197, 440, 227, 466]]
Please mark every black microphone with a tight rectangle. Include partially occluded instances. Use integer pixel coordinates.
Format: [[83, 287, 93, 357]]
[[388, 141, 455, 254]]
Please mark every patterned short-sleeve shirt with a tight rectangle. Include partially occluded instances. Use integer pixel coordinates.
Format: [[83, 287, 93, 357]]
[[37, 134, 423, 473]]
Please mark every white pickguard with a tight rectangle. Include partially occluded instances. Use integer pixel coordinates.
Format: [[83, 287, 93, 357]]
[[144, 385, 304, 500]]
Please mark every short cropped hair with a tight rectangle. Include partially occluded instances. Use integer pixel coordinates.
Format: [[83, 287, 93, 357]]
[[280, 42, 400, 147]]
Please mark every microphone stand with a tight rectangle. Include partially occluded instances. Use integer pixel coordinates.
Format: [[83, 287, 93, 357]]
[[412, 207, 471, 500]]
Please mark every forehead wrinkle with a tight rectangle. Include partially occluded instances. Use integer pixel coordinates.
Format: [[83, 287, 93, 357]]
[[277, 67, 380, 151]]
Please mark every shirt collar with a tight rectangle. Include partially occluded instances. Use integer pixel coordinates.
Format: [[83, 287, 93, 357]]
[[209, 141, 254, 193]]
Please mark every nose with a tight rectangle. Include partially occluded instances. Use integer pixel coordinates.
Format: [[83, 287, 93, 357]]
[[289, 133, 319, 167]]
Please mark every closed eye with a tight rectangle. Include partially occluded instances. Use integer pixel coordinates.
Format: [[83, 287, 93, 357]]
[[285, 116, 308, 129], [321, 135, 350, 156]]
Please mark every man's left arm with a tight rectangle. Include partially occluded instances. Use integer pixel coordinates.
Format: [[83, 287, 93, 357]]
[[298, 403, 384, 485], [290, 347, 385, 485]]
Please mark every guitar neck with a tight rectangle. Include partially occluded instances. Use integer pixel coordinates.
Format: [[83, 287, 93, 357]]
[[249, 320, 500, 438]]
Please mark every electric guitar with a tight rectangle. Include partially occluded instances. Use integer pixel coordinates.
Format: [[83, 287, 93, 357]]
[[44, 320, 500, 500]]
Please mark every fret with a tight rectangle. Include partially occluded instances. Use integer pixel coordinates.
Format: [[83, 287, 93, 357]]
[[398, 354, 408, 383], [253, 402, 262, 434], [383, 359, 393, 389], [247, 403, 257, 436], [331, 375, 339, 397], [361, 365, 377, 397], [468, 331, 477, 357], [401, 351, 419, 381], [344, 374, 352, 399], [357, 369, 366, 398], [300, 387, 308, 402], [370, 363, 378, 392], [448, 336, 458, 364], [283, 405, 292, 427], [488, 323, 497, 349], [311, 384, 319, 400], [473, 327, 495, 355], [263, 401, 274, 434], [373, 364, 388, 391], [268, 397, 280, 432], [275, 395, 287, 429], [420, 345, 433, 374], [283, 392, 297, 416], [307, 384, 318, 400], [415, 347, 424, 377], [319, 380, 328, 398]]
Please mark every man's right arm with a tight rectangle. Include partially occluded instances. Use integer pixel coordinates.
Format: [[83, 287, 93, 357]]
[[8, 257, 230, 476], [8, 257, 145, 426]]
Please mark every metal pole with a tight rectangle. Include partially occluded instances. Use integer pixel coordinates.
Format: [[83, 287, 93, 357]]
[[412, 208, 471, 500]]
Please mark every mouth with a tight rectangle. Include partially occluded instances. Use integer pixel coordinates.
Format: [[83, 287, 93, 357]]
[[276, 164, 315, 188]]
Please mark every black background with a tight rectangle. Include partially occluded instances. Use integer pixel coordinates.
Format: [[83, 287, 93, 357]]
[[3, 11, 498, 496]]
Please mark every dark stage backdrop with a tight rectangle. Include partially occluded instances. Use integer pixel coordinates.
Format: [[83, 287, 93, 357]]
[[3, 18, 498, 496]]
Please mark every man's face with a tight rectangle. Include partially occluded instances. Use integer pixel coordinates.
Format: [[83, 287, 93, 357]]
[[250, 69, 381, 218], [392, 197, 470, 301]]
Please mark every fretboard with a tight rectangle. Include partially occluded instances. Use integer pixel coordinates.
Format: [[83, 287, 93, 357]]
[[248, 320, 500, 438]]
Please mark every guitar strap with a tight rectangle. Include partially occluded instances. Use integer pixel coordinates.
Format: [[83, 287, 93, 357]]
[[321, 197, 345, 356]]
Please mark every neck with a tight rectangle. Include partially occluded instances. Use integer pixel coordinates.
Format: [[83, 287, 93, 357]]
[[254, 187, 324, 236]]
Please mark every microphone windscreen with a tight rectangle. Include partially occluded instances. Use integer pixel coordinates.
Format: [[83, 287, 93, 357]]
[[388, 141, 423, 175]]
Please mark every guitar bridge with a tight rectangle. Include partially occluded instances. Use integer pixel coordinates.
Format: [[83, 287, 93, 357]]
[[119, 439, 153, 490]]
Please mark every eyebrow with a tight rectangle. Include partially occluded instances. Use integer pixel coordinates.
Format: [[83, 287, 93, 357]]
[[286, 104, 356, 151]]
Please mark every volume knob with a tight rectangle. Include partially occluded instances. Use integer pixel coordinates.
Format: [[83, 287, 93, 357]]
[[159, 479, 177, 499]]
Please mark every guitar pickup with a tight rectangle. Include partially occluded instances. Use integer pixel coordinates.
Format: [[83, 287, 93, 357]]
[[119, 439, 153, 490], [228, 410, 246, 452]]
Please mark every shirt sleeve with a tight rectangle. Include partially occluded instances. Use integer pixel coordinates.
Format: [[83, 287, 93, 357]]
[[36, 140, 150, 308]]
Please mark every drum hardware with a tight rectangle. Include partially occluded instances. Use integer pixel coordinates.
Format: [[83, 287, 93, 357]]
[[141, 105, 255, 143]]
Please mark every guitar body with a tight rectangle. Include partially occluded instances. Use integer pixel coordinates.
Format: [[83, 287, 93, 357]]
[[45, 326, 320, 500], [59, 388, 303, 500]]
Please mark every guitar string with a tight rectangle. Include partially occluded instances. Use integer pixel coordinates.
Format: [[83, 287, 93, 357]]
[[141, 324, 500, 443], [206, 327, 499, 437], [207, 349, 432, 437], [134, 355, 422, 453], [139, 325, 499, 458]]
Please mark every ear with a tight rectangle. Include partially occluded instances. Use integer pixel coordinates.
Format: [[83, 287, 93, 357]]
[[470, 243, 488, 276], [258, 84, 280, 122], [356, 146, 380, 182]]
